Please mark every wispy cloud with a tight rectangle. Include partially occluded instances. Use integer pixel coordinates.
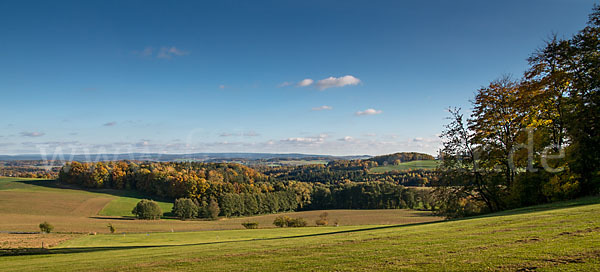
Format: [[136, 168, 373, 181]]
[[20, 131, 45, 137], [278, 81, 292, 87], [281, 133, 328, 145], [157, 46, 189, 59], [338, 136, 354, 142], [219, 131, 260, 137], [103, 122, 117, 127], [140, 47, 153, 57], [134, 46, 189, 59], [311, 105, 333, 111], [315, 75, 361, 90], [355, 108, 382, 116], [284, 75, 360, 90]]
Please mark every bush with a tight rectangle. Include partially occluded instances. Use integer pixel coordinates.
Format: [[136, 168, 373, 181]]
[[241, 222, 259, 229], [315, 218, 328, 226], [273, 216, 291, 227], [131, 199, 162, 220], [316, 212, 329, 226], [172, 198, 199, 220], [289, 217, 307, 227], [207, 198, 220, 220], [107, 223, 116, 233], [39, 221, 54, 233], [273, 216, 307, 227]]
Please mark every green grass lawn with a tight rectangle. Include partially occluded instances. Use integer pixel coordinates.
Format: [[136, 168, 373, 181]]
[[369, 160, 440, 173], [2, 196, 599, 271]]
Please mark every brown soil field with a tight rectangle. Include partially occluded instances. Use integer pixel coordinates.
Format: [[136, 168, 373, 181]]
[[0, 233, 79, 249]]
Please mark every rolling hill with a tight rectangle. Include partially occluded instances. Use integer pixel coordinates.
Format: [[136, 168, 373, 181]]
[[2, 194, 599, 271]]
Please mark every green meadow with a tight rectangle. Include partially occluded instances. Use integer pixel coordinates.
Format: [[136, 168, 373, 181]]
[[2, 192, 599, 271], [369, 160, 440, 173]]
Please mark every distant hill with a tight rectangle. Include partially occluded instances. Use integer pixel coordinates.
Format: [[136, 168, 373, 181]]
[[365, 152, 435, 166], [0, 152, 371, 162]]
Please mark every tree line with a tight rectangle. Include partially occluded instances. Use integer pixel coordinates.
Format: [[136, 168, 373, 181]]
[[435, 5, 600, 217], [57, 160, 435, 219], [260, 164, 436, 187]]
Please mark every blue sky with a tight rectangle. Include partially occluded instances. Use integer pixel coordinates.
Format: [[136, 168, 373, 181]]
[[0, 0, 596, 156]]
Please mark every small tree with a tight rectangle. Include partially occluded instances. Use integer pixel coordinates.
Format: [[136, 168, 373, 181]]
[[315, 212, 329, 226], [273, 216, 291, 227], [172, 198, 199, 220], [131, 199, 162, 220], [241, 222, 259, 229], [39, 221, 54, 233], [207, 198, 220, 220], [107, 223, 116, 233]]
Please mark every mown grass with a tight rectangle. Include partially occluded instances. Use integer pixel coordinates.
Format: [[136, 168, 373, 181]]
[[369, 160, 440, 173], [2, 196, 599, 271]]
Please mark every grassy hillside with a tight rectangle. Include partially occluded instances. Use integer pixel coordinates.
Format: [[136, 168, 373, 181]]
[[98, 194, 173, 217], [2, 195, 599, 271], [369, 160, 440, 173], [0, 177, 440, 234]]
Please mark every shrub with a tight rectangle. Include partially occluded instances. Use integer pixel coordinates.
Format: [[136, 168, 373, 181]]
[[273, 216, 291, 227], [207, 198, 220, 220], [131, 199, 162, 220], [316, 212, 329, 226], [107, 223, 116, 233], [241, 222, 259, 229], [273, 216, 307, 227], [288, 217, 307, 227], [315, 218, 328, 226], [39, 221, 54, 233], [172, 198, 199, 220]]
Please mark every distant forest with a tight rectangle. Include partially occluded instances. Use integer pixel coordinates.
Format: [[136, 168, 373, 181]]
[[55, 152, 437, 218]]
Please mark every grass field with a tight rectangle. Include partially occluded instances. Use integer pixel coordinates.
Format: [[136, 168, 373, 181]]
[[2, 196, 599, 271], [98, 194, 173, 217], [369, 160, 440, 173], [0, 177, 440, 234]]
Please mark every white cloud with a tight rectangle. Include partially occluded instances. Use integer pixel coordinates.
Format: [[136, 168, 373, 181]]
[[20, 132, 45, 137], [103, 121, 117, 127], [315, 75, 361, 90], [281, 134, 328, 144], [157, 46, 189, 59], [283, 137, 322, 143], [338, 136, 354, 142], [311, 105, 333, 111], [297, 78, 314, 87], [355, 108, 382, 116]]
